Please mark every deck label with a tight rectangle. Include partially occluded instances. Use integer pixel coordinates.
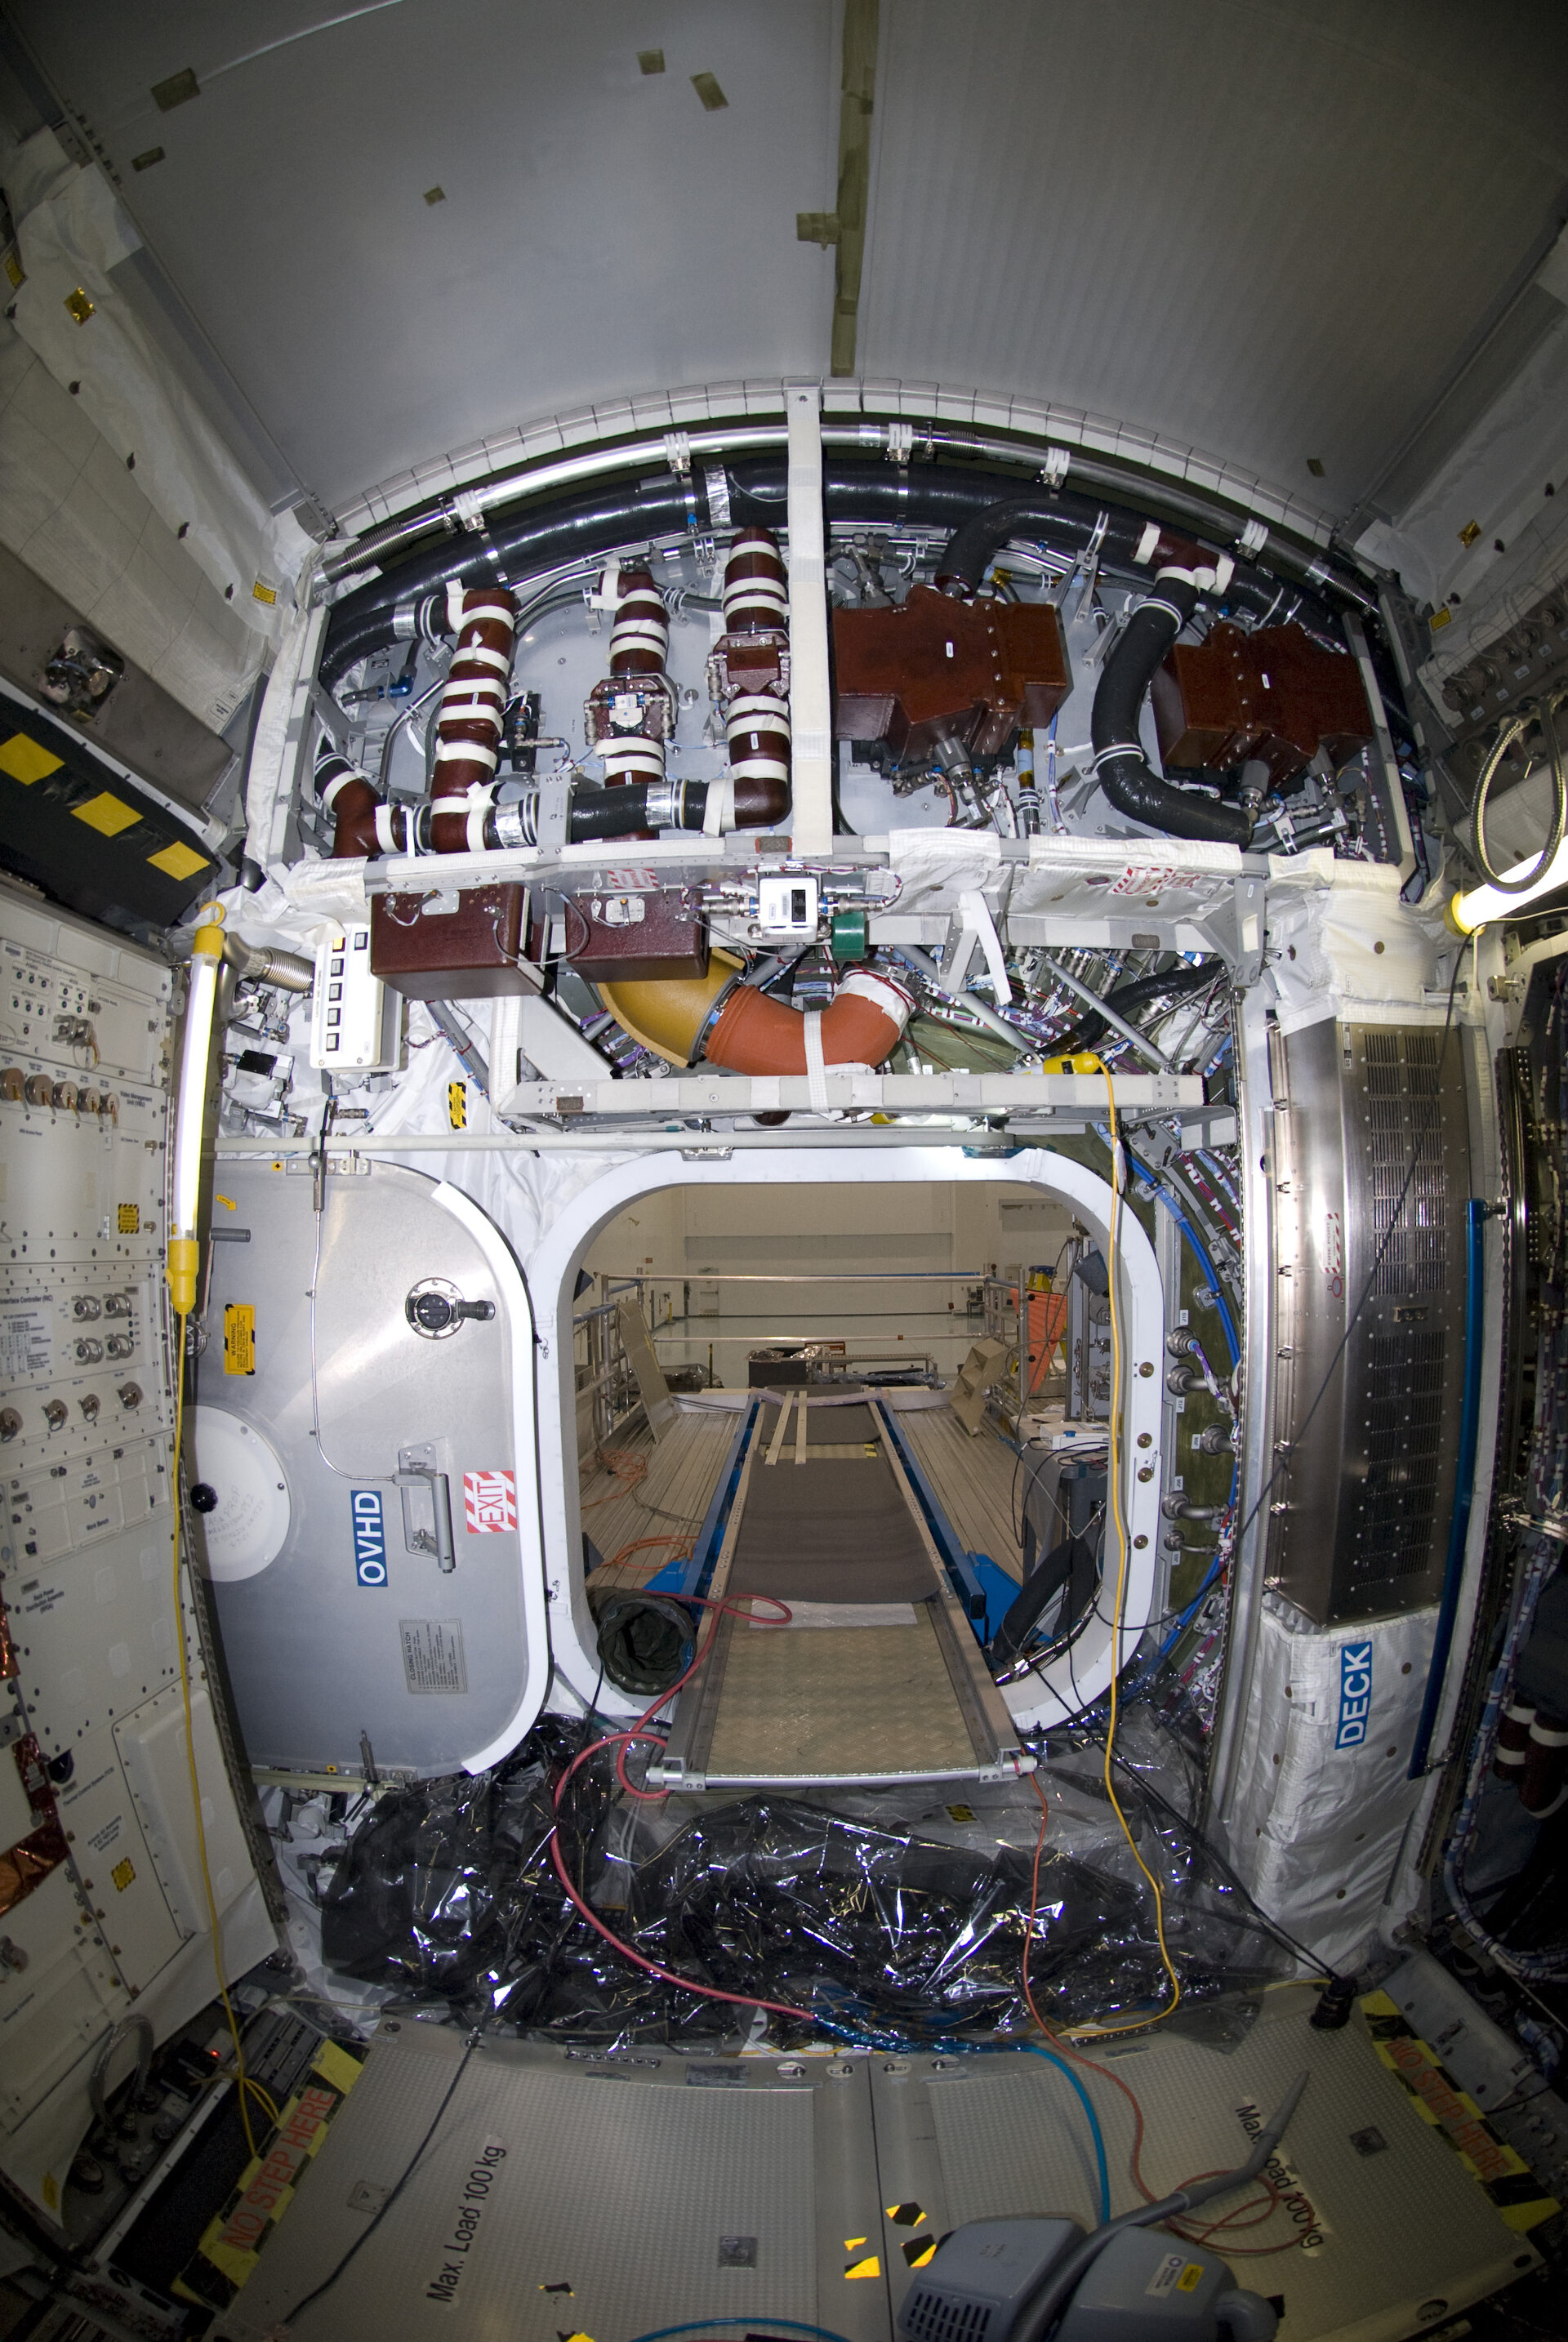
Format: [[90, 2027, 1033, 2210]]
[[351, 1489, 386, 1586], [424, 2136, 508, 2308], [1336, 1640, 1373, 1747]]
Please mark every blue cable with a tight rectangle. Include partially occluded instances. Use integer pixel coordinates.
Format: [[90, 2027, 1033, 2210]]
[[737, 1990, 1112, 2225], [1012, 2041, 1111, 2221], [629, 2324, 858, 2342]]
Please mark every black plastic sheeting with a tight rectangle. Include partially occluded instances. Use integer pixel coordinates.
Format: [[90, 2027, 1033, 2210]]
[[318, 1717, 1290, 2046]]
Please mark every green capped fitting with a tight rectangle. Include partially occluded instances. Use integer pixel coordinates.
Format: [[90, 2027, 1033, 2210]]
[[830, 905, 869, 962]]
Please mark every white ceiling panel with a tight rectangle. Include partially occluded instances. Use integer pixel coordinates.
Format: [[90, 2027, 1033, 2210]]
[[4, 0, 840, 510], [4, 0, 1566, 526], [859, 0, 1568, 515]]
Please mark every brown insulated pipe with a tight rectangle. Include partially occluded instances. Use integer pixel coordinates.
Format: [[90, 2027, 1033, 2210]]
[[704, 966, 912, 1076], [431, 586, 519, 853], [722, 526, 789, 636], [586, 565, 674, 839], [716, 528, 791, 827], [316, 751, 408, 858]]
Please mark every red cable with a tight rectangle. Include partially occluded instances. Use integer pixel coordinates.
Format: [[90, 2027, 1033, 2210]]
[[546, 1589, 818, 2024], [1020, 1783, 1303, 2257]]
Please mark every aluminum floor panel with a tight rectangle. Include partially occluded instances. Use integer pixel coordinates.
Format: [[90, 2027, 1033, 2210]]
[[212, 2025, 888, 2342], [869, 1989, 1539, 2342]]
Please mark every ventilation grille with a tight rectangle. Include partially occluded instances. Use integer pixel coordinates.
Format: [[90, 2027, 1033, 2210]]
[[1351, 1326, 1447, 1583], [902, 2291, 994, 2342], [1363, 1029, 1448, 1294]]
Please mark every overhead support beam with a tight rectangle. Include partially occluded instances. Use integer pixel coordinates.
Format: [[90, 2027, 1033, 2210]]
[[785, 381, 835, 854], [825, 0, 878, 376]]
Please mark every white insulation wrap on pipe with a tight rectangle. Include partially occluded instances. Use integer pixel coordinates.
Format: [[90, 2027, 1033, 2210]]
[[1224, 1597, 1438, 1973]]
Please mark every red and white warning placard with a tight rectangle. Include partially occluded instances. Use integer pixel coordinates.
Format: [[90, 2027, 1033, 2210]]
[[463, 1468, 516, 1534]]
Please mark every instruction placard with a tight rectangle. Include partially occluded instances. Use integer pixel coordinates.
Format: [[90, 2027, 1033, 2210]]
[[223, 1302, 255, 1375], [400, 1618, 468, 1694], [0, 1298, 52, 1378]]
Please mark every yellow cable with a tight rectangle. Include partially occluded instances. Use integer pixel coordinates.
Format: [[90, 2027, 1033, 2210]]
[[1083, 1057, 1183, 2037], [171, 1311, 264, 2162]]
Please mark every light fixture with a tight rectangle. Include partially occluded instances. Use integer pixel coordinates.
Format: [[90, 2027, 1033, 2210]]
[[167, 903, 226, 1316], [1450, 839, 1568, 933]]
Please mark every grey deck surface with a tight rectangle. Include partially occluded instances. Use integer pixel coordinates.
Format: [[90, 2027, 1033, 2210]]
[[215, 1993, 1540, 2342]]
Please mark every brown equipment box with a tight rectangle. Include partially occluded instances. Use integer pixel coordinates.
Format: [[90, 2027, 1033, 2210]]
[[369, 881, 535, 1000], [1151, 621, 1372, 787], [833, 586, 1071, 768], [566, 886, 708, 983]]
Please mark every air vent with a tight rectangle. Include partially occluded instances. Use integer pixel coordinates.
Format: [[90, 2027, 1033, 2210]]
[[902, 2291, 994, 2342]]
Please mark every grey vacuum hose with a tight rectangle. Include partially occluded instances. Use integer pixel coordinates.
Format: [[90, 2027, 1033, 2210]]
[[1090, 574, 1254, 845]]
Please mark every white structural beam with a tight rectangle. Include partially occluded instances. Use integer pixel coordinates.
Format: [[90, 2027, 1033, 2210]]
[[786, 381, 835, 855]]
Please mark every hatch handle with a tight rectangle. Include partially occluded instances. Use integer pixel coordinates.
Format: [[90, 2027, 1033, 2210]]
[[395, 1443, 456, 1572]]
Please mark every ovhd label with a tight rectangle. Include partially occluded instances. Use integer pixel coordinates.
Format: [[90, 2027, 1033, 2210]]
[[1336, 1640, 1373, 1747], [351, 1489, 387, 1587]]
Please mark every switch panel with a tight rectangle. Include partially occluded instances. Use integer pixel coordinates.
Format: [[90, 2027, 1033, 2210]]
[[309, 922, 400, 1071]]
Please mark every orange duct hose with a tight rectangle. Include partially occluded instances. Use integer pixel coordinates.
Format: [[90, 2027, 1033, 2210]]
[[703, 967, 912, 1075]]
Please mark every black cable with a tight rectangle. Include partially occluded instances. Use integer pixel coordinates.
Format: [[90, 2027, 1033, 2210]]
[[279, 1680, 623, 2326], [1102, 1742, 1347, 1984], [278, 2034, 478, 2326]]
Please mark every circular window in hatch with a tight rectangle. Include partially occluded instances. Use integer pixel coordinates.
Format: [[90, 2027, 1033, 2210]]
[[187, 1405, 292, 1580]]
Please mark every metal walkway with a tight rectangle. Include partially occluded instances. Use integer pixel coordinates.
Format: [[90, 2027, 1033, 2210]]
[[648, 1394, 1027, 1789], [212, 1990, 1542, 2342]]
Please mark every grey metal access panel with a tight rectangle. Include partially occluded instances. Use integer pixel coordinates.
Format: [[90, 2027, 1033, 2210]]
[[193, 1161, 546, 1779], [210, 2025, 889, 2342], [1266, 1020, 1472, 1623]]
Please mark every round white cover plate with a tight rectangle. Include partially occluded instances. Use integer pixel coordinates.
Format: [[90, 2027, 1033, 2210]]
[[189, 1405, 291, 1580]]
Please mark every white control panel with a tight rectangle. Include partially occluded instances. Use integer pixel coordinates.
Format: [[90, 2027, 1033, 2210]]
[[309, 922, 400, 1071], [755, 873, 820, 939]]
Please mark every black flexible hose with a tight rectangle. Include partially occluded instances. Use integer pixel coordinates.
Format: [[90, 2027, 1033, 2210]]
[[1052, 958, 1217, 1054], [322, 462, 1333, 688], [321, 472, 697, 686], [1091, 577, 1254, 844], [564, 781, 712, 841]]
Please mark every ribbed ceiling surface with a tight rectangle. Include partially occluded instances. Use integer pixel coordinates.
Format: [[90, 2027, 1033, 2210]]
[[6, 0, 1567, 526]]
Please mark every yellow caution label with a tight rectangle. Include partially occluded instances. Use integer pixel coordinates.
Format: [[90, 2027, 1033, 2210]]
[[1178, 2265, 1205, 2293], [117, 1204, 140, 1234], [310, 2038, 364, 2095], [224, 1302, 256, 1376], [74, 791, 140, 838], [111, 1857, 136, 1891], [844, 2255, 881, 2281], [2, 247, 23, 289], [1428, 607, 1453, 631], [0, 732, 62, 785], [448, 1081, 467, 1130], [149, 840, 210, 881], [252, 579, 278, 605]]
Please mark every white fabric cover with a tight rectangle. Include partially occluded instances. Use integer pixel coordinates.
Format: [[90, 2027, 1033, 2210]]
[[1264, 854, 1446, 1032], [1, 128, 310, 659], [1225, 1597, 1438, 1973], [0, 313, 264, 735]]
